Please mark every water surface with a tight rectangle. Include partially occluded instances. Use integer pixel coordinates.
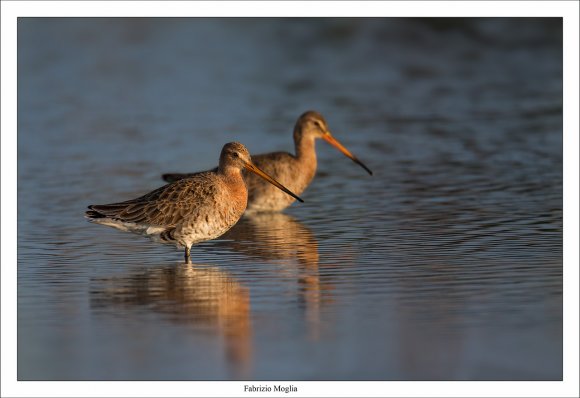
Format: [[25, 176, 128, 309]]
[[17, 18, 562, 380]]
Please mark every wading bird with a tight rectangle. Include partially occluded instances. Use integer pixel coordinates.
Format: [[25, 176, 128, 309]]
[[86, 142, 303, 263], [162, 111, 372, 213]]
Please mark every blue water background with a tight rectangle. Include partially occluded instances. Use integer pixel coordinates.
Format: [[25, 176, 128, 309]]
[[17, 18, 562, 380]]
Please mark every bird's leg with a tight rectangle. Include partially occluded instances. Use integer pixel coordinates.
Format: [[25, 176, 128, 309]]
[[184, 246, 191, 264]]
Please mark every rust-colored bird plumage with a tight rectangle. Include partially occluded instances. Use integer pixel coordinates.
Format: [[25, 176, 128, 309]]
[[86, 142, 302, 263]]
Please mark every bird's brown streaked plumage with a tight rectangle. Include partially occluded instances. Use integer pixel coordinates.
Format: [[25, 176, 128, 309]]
[[86, 142, 303, 263], [162, 111, 372, 213]]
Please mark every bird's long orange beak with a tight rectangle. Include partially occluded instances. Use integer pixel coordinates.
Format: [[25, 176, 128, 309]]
[[322, 133, 373, 175], [244, 162, 304, 203]]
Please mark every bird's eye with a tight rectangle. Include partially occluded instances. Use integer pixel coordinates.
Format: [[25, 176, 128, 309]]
[[233, 152, 239, 158]]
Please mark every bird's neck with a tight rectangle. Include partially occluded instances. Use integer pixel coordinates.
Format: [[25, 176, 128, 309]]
[[293, 134, 318, 185], [220, 166, 247, 197], [295, 134, 317, 163], [219, 166, 245, 183], [217, 167, 248, 214]]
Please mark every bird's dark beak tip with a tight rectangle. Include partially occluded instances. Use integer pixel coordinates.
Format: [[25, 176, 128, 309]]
[[354, 158, 373, 176]]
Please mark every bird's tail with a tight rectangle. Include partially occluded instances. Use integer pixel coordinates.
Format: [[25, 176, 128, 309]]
[[161, 173, 191, 183]]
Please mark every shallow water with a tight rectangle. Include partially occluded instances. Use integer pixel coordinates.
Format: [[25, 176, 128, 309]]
[[17, 18, 562, 380]]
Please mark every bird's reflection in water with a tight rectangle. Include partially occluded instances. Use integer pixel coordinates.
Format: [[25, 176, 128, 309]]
[[220, 212, 331, 340], [220, 212, 319, 266], [90, 264, 252, 379]]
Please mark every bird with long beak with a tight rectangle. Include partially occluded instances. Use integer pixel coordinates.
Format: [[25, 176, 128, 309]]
[[162, 111, 372, 213], [86, 142, 303, 263]]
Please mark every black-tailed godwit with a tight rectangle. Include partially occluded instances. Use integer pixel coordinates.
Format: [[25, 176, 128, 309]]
[[86, 142, 303, 263], [162, 111, 372, 213]]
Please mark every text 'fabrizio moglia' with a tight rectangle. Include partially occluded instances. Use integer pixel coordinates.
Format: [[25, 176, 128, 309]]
[[244, 385, 297, 393]]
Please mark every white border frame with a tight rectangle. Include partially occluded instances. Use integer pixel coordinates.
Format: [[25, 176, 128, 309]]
[[2, 2, 578, 397]]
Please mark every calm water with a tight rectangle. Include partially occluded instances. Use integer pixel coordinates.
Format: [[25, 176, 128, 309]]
[[17, 18, 562, 380]]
